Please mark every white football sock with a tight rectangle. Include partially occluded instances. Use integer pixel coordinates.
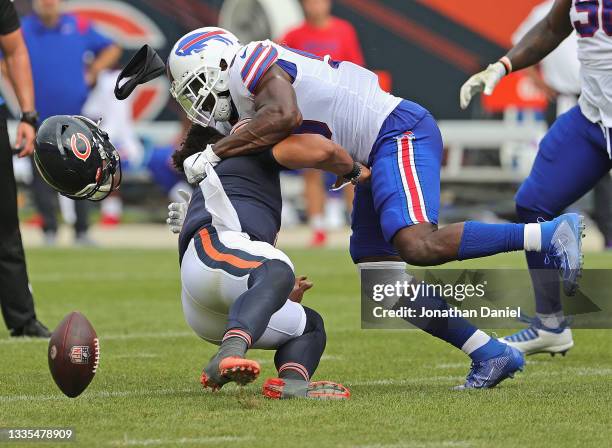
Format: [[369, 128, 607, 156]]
[[461, 330, 491, 356], [524, 223, 542, 252], [536, 312, 565, 330], [357, 261, 410, 276]]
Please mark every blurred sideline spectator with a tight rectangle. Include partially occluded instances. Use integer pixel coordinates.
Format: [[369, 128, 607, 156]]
[[147, 116, 193, 205], [0, 0, 50, 337], [83, 69, 144, 226], [20, 0, 121, 245], [281, 0, 364, 246], [513, 0, 612, 247]]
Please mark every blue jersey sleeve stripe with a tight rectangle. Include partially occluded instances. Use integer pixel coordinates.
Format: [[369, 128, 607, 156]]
[[293, 120, 333, 139], [241, 44, 264, 81], [281, 45, 323, 61], [247, 47, 279, 94]]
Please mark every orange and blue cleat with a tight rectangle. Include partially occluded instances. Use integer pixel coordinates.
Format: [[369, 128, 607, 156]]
[[263, 378, 350, 400], [201, 356, 261, 391]]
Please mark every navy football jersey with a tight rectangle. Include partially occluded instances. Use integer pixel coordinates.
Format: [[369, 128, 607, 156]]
[[179, 149, 284, 261]]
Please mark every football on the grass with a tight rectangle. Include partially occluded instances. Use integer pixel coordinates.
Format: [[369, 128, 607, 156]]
[[48, 312, 99, 398]]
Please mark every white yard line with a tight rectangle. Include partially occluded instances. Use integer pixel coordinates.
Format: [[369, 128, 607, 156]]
[[0, 388, 196, 403], [100, 331, 196, 341], [352, 441, 473, 448], [107, 353, 161, 359], [0, 331, 196, 345], [109, 436, 254, 446], [350, 367, 612, 388], [435, 363, 466, 369], [349, 376, 462, 387], [0, 329, 359, 345], [29, 272, 179, 282], [528, 367, 612, 377]]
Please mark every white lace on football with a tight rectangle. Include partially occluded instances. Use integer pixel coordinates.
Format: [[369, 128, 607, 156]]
[[93, 338, 100, 374]]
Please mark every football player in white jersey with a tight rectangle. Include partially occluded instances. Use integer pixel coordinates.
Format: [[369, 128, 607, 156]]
[[461, 0, 612, 357], [167, 26, 586, 388]]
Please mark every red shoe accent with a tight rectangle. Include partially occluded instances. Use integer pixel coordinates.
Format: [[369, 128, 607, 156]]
[[100, 214, 120, 227], [25, 214, 44, 228], [200, 372, 222, 391], [262, 378, 285, 400], [262, 378, 351, 400], [310, 230, 327, 247], [308, 381, 351, 400], [219, 357, 260, 386]]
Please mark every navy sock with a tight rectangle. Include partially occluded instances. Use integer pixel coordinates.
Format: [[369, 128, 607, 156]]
[[274, 307, 326, 381], [398, 279, 508, 361], [458, 221, 525, 260], [516, 205, 562, 315], [361, 262, 503, 361], [397, 290, 478, 351]]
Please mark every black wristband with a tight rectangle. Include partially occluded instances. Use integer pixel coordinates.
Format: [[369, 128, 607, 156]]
[[20, 111, 39, 128], [343, 162, 362, 183]]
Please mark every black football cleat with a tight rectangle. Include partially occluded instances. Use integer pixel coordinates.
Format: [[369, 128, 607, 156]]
[[11, 319, 52, 338]]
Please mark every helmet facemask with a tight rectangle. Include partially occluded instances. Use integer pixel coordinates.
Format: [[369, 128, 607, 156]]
[[170, 63, 233, 127], [67, 117, 122, 202]]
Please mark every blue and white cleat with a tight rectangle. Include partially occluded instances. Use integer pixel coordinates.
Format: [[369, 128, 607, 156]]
[[454, 345, 525, 390], [541, 213, 585, 296], [499, 317, 573, 356]]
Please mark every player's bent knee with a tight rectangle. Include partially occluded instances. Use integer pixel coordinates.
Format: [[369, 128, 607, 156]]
[[392, 224, 439, 266], [303, 306, 326, 348], [304, 307, 325, 333], [249, 259, 296, 295]]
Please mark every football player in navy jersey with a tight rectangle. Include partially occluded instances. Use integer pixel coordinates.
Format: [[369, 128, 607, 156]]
[[170, 124, 369, 399]]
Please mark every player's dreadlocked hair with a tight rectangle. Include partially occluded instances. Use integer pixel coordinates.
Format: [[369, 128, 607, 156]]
[[172, 125, 225, 172]]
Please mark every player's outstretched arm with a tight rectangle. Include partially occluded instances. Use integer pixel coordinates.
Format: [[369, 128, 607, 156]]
[[272, 134, 370, 183], [213, 66, 302, 159], [506, 0, 573, 72], [460, 0, 572, 109]]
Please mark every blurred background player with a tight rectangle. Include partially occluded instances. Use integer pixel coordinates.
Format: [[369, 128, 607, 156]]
[[19, 0, 121, 244], [145, 116, 194, 206], [460, 0, 612, 356], [514, 0, 612, 250], [281, 0, 364, 246], [83, 68, 144, 226], [0, 0, 49, 337]]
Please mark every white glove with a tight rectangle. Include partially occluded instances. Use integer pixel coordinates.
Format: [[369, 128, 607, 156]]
[[183, 144, 221, 184], [459, 61, 507, 110], [166, 190, 191, 234]]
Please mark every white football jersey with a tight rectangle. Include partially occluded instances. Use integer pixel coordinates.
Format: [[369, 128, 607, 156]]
[[570, 0, 612, 126], [228, 40, 402, 164]]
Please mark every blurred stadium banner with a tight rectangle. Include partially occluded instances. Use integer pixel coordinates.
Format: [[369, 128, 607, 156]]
[[8, 0, 546, 123], [482, 73, 548, 114]]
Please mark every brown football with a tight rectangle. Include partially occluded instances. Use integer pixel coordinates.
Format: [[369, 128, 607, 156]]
[[48, 312, 99, 398]]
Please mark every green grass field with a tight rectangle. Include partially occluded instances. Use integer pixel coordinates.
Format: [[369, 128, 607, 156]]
[[1, 248, 610, 448]]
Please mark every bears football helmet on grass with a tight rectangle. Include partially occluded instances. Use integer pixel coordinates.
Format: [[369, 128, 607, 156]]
[[34, 115, 121, 201]]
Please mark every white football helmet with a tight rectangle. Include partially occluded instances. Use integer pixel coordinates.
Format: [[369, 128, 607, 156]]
[[168, 27, 241, 126]]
